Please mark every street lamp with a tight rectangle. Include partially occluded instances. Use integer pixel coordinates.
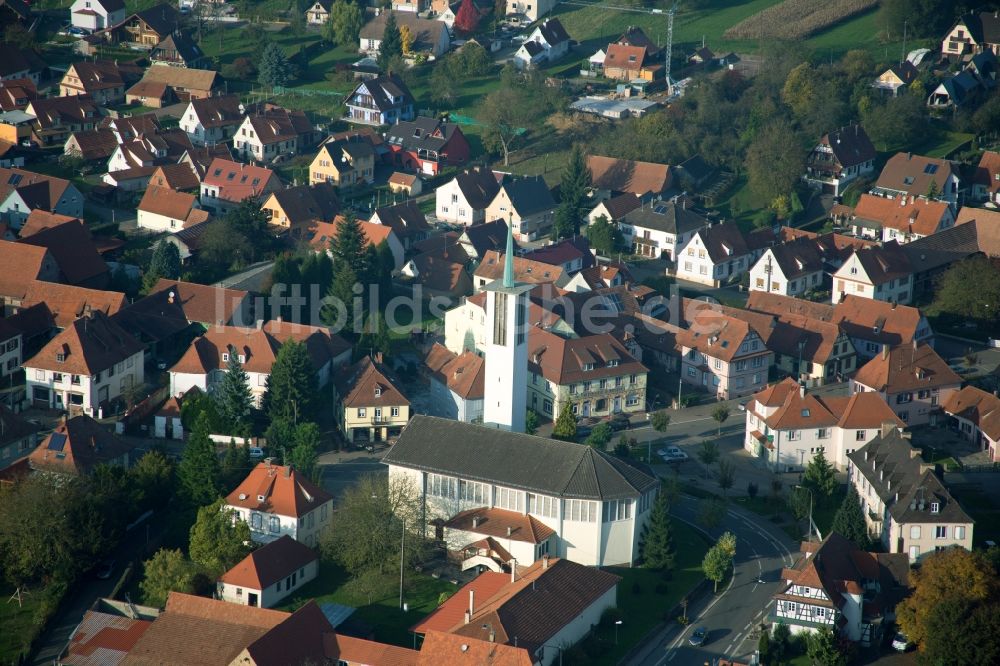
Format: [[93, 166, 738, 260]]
[[374, 494, 407, 610], [794, 484, 814, 542], [614, 619, 623, 645]]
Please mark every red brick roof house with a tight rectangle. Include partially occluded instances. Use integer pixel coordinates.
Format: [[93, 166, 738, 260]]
[[17, 219, 110, 289], [587, 155, 672, 200], [973, 149, 1000, 204], [28, 414, 135, 475], [199, 158, 282, 215], [384, 116, 470, 176], [424, 343, 484, 423], [849, 194, 955, 244], [942, 385, 1000, 462], [217, 535, 319, 608], [334, 354, 411, 444]]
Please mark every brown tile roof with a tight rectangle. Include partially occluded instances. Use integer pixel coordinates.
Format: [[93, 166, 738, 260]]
[[122, 592, 287, 665], [225, 461, 333, 519], [852, 194, 952, 237], [149, 163, 201, 191], [425, 343, 485, 399], [974, 150, 1000, 195], [66, 128, 120, 161], [18, 220, 108, 286], [25, 95, 99, 130], [441, 558, 620, 657], [389, 172, 418, 186], [264, 182, 340, 229], [135, 64, 218, 93], [529, 326, 647, 385], [167, 326, 269, 374], [475, 250, 564, 285], [0, 241, 54, 298], [443, 507, 556, 544], [28, 415, 135, 476], [842, 241, 913, 286], [65, 61, 125, 93], [186, 94, 244, 129], [416, 631, 531, 665], [604, 44, 649, 70], [875, 153, 958, 198], [818, 124, 876, 169], [304, 217, 394, 253], [7, 302, 55, 340], [587, 155, 671, 197], [335, 355, 410, 408], [675, 308, 760, 363], [20, 210, 80, 237], [243, 106, 313, 146], [853, 342, 961, 394], [754, 381, 901, 431], [372, 200, 430, 239], [151, 279, 250, 326], [21, 281, 126, 329], [202, 158, 279, 202], [137, 186, 199, 223], [26, 310, 143, 375], [410, 572, 511, 634], [0, 167, 75, 214], [942, 385, 1000, 441], [64, 610, 151, 666], [219, 535, 317, 590], [954, 207, 1000, 257], [0, 404, 39, 449], [241, 602, 334, 665], [693, 221, 750, 263], [403, 252, 472, 295]]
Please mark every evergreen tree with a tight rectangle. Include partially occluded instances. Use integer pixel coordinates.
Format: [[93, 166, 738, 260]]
[[327, 0, 363, 46], [330, 213, 369, 275], [215, 349, 254, 434], [178, 413, 221, 506], [220, 439, 251, 491], [188, 498, 252, 576], [258, 42, 294, 90], [264, 417, 296, 460], [586, 215, 622, 255], [146, 240, 181, 288], [806, 627, 847, 666], [831, 485, 871, 549], [551, 402, 577, 441], [641, 493, 675, 572], [559, 144, 591, 235], [803, 449, 838, 504], [323, 262, 359, 332], [263, 339, 318, 424], [289, 422, 321, 479], [375, 240, 395, 297], [771, 623, 791, 664], [524, 409, 539, 435], [550, 201, 576, 241], [377, 12, 403, 72]]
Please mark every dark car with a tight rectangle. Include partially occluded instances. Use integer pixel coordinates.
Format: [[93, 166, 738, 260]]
[[609, 414, 630, 431], [689, 626, 707, 647], [95, 559, 116, 580]]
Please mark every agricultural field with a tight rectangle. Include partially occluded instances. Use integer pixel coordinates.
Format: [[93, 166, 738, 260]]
[[724, 0, 878, 41]]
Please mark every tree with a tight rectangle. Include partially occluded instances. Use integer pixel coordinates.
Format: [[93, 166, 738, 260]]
[[702, 531, 736, 592], [585, 422, 612, 449], [215, 350, 253, 434], [129, 449, 176, 513], [747, 481, 758, 500], [641, 493, 675, 572], [328, 0, 364, 46], [188, 499, 252, 576], [771, 622, 791, 664], [586, 215, 622, 256], [289, 422, 321, 479], [551, 402, 577, 441], [716, 458, 735, 496], [550, 202, 577, 241], [758, 630, 770, 665], [861, 93, 927, 151], [180, 389, 224, 433], [896, 548, 1000, 652], [264, 340, 318, 424], [220, 439, 251, 491], [177, 413, 221, 506], [746, 124, 805, 203], [258, 42, 294, 90], [711, 405, 730, 435], [880, 0, 956, 39], [698, 497, 727, 529], [323, 261, 359, 332], [697, 440, 719, 466], [781, 62, 817, 120], [918, 596, 1000, 666], [789, 485, 812, 522], [558, 143, 591, 235], [330, 213, 369, 275], [802, 449, 837, 504], [830, 485, 871, 549], [806, 627, 848, 666], [525, 409, 539, 435], [319, 473, 426, 577], [453, 0, 480, 34], [932, 256, 1000, 324], [480, 87, 531, 167], [651, 410, 670, 435], [377, 12, 403, 71], [3, 24, 34, 50], [145, 240, 181, 288], [140, 549, 196, 607]]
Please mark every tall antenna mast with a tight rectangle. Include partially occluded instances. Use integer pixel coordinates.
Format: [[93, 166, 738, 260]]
[[665, 2, 679, 96]]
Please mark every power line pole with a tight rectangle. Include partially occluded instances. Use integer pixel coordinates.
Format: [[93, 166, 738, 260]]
[[664, 2, 678, 95]]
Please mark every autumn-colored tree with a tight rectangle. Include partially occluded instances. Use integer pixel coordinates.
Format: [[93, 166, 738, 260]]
[[453, 0, 480, 34], [399, 24, 415, 55]]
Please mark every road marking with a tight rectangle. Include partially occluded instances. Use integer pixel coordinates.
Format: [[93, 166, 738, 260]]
[[744, 622, 752, 631], [666, 651, 676, 661]]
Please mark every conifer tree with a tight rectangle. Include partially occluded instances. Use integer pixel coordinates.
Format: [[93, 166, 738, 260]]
[[216, 348, 253, 434], [264, 340, 318, 424], [552, 402, 577, 441], [178, 413, 221, 506], [330, 213, 369, 276], [377, 12, 403, 71], [803, 449, 838, 503], [641, 493, 675, 572], [831, 485, 872, 549]]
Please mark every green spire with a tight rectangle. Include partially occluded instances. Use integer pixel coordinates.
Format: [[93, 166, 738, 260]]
[[502, 213, 515, 289]]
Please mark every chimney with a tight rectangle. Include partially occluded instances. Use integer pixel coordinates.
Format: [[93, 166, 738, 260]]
[[283, 465, 292, 478], [506, 526, 512, 537], [799, 384, 805, 398], [913, 338, 918, 351], [880, 421, 896, 438], [472, 516, 480, 529], [463, 610, 471, 625], [882, 344, 889, 360], [510, 559, 516, 582], [910, 447, 922, 459], [542, 554, 550, 569], [469, 590, 475, 616]]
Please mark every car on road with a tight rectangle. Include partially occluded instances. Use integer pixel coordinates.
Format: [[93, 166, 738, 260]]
[[689, 627, 707, 647], [657, 445, 689, 462], [609, 414, 630, 431], [248, 447, 266, 459], [891, 632, 912, 652], [95, 559, 116, 580]]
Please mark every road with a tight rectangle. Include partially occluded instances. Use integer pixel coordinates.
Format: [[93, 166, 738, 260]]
[[214, 260, 275, 293], [626, 495, 797, 666]]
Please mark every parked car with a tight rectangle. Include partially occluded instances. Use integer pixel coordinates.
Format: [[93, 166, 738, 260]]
[[891, 632, 912, 652], [609, 414, 630, 431], [248, 446, 265, 459], [95, 559, 116, 580], [657, 445, 689, 463], [689, 626, 707, 647]]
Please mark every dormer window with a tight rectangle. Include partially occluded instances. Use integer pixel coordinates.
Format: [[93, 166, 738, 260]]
[[56, 353, 65, 363], [222, 352, 230, 362], [257, 494, 265, 502], [239, 354, 246, 363], [375, 387, 382, 396], [931, 502, 940, 514], [607, 359, 619, 367], [801, 409, 810, 417], [583, 362, 595, 371]]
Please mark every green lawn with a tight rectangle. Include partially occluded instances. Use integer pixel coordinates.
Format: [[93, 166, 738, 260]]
[[280, 562, 456, 647], [0, 584, 65, 664]]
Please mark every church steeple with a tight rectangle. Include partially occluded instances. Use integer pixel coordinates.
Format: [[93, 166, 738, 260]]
[[503, 213, 515, 289]]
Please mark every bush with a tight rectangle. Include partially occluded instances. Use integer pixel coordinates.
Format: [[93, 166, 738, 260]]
[[631, 581, 642, 595], [600, 606, 624, 628], [655, 583, 669, 594]]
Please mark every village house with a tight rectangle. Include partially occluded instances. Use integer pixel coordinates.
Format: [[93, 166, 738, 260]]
[[359, 12, 451, 59], [149, 32, 210, 69], [972, 149, 1000, 204], [24, 96, 100, 146], [620, 201, 711, 261], [369, 199, 430, 249], [178, 95, 244, 147], [0, 241, 60, 311], [748, 236, 827, 298], [803, 125, 876, 197], [849, 194, 955, 243], [473, 250, 568, 291], [168, 321, 350, 407], [27, 415, 135, 476], [941, 11, 1000, 58], [59, 60, 130, 106], [505, 0, 556, 24], [64, 113, 160, 163], [137, 186, 207, 232], [942, 385, 1000, 462], [397, 249, 474, 303], [16, 280, 124, 331], [0, 167, 84, 229], [334, 354, 410, 444], [70, 0, 125, 32], [105, 128, 193, 174], [602, 26, 663, 81], [587, 155, 672, 201], [851, 342, 961, 427], [384, 116, 470, 176], [0, 78, 37, 113], [305, 217, 405, 270], [521, 237, 594, 277], [528, 327, 648, 419], [435, 166, 502, 226], [513, 17, 571, 70], [261, 182, 340, 232], [233, 107, 316, 164], [770, 532, 910, 646], [388, 171, 421, 196], [848, 427, 973, 562], [217, 535, 319, 608], [125, 65, 219, 107], [424, 343, 485, 423], [832, 242, 914, 305], [587, 192, 641, 227], [344, 73, 415, 126], [148, 162, 201, 192], [309, 134, 377, 190], [926, 67, 988, 110], [871, 153, 962, 205], [385, 415, 660, 567], [305, 0, 331, 24], [903, 208, 1000, 301], [873, 61, 919, 96], [676, 308, 772, 400], [0, 405, 39, 472], [17, 219, 110, 289], [744, 377, 904, 471], [24, 311, 145, 417], [675, 221, 754, 287], [103, 3, 182, 49], [199, 158, 282, 214], [226, 460, 334, 547]]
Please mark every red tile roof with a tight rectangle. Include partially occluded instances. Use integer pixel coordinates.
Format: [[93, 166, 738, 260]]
[[17, 220, 108, 287], [853, 342, 961, 394], [335, 354, 410, 408], [942, 385, 1000, 441], [201, 158, 279, 202], [425, 343, 484, 399], [410, 572, 510, 633], [28, 415, 136, 476], [219, 535, 318, 590], [852, 194, 952, 237], [528, 326, 647, 386], [20, 281, 126, 329], [26, 310, 143, 376], [444, 507, 556, 544], [225, 461, 333, 519], [65, 610, 151, 666], [587, 155, 671, 197]]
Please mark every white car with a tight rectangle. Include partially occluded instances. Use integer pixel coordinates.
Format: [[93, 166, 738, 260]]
[[657, 445, 689, 462], [891, 632, 912, 652]]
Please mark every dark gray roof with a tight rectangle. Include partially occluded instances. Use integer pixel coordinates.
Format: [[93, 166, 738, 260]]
[[822, 125, 876, 169], [622, 201, 711, 236], [453, 167, 501, 210], [385, 117, 462, 154], [901, 221, 981, 273], [537, 18, 570, 46], [348, 74, 414, 113], [502, 176, 556, 218], [383, 415, 658, 500], [847, 430, 972, 525], [461, 218, 511, 258]]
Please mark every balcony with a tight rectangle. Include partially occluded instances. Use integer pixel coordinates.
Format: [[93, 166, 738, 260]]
[[371, 415, 401, 425]]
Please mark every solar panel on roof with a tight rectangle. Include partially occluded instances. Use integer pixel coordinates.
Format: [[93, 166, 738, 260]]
[[8, 174, 22, 186], [924, 164, 938, 174], [47, 433, 67, 452], [653, 205, 668, 214]]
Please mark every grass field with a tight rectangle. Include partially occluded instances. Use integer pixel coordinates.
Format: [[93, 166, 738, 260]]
[[0, 584, 65, 665]]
